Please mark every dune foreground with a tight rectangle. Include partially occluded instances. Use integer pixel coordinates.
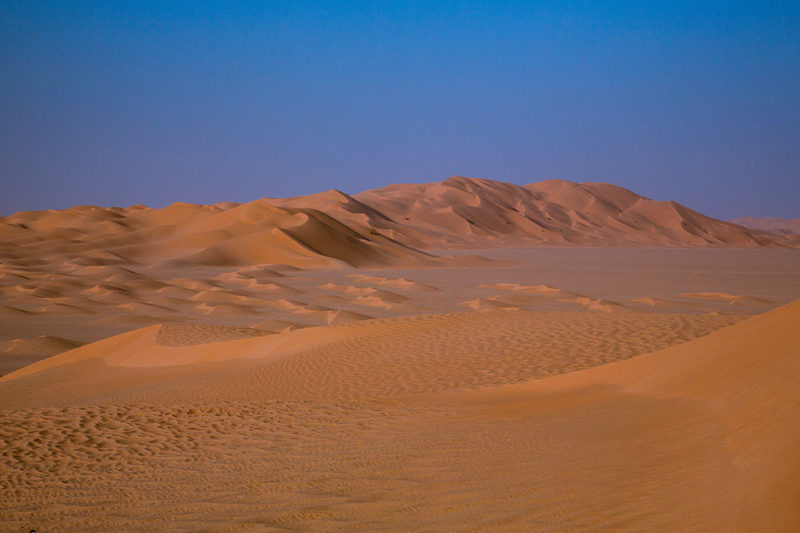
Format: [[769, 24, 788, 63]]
[[0, 297, 798, 531]]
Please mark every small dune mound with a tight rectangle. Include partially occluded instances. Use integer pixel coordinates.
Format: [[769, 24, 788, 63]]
[[0, 335, 83, 357], [348, 274, 441, 292], [232, 266, 287, 279], [325, 310, 372, 325], [317, 283, 418, 312], [187, 290, 264, 306], [319, 283, 410, 301], [628, 296, 712, 313], [459, 298, 519, 311], [191, 302, 261, 317], [168, 278, 222, 291], [268, 299, 330, 313], [631, 296, 662, 307], [681, 292, 774, 306], [478, 283, 582, 299], [568, 296, 631, 313], [249, 318, 304, 332], [116, 302, 176, 314]]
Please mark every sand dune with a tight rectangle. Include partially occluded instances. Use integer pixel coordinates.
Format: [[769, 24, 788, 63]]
[[475, 283, 631, 312], [248, 318, 304, 332], [325, 309, 372, 325], [0, 310, 739, 403], [459, 297, 520, 310], [568, 295, 631, 312], [7, 177, 782, 278], [0, 335, 83, 376], [0, 335, 82, 356], [352, 176, 792, 248], [1, 177, 799, 530], [1, 303, 797, 530], [1, 197, 435, 277], [478, 282, 576, 295], [271, 189, 440, 249], [680, 291, 774, 306], [628, 296, 712, 313], [448, 300, 800, 531], [347, 273, 440, 292], [732, 216, 800, 235]]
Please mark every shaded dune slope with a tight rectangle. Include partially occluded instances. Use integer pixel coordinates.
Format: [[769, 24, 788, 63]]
[[0, 198, 434, 271], [352, 176, 789, 247]]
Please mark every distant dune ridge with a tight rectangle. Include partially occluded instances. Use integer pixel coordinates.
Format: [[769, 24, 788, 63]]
[[301, 176, 796, 249], [1, 177, 795, 276], [731, 216, 800, 235]]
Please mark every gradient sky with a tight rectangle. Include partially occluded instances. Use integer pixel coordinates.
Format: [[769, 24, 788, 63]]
[[1, 1, 798, 219]]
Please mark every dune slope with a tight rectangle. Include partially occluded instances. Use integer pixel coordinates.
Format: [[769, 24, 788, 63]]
[[354, 176, 790, 248], [1, 303, 797, 530], [0, 310, 739, 404], [451, 299, 800, 531], [0, 198, 435, 273]]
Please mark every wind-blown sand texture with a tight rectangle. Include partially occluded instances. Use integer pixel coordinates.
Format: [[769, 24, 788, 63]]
[[2, 177, 799, 530], [732, 216, 800, 235], [0, 303, 798, 531]]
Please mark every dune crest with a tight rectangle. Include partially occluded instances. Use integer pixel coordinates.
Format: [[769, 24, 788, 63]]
[[350, 176, 793, 248], [1, 197, 436, 276], [731, 216, 800, 236], [451, 300, 800, 531]]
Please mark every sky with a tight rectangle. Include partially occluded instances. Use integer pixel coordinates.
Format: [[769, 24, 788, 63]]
[[1, 1, 798, 219]]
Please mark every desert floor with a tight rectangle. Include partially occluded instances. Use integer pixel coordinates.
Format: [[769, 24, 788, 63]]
[[1, 248, 799, 531]]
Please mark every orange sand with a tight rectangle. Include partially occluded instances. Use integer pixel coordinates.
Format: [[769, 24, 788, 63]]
[[1, 177, 799, 530]]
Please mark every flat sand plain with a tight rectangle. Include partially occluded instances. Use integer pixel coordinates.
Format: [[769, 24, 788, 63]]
[[1, 248, 799, 531]]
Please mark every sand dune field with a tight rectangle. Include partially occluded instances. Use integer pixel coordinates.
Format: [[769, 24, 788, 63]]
[[1, 178, 799, 531]]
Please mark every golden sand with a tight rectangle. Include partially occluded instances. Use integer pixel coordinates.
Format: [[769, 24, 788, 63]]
[[1, 178, 799, 530]]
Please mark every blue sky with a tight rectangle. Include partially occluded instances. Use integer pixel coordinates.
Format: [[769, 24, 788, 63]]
[[1, 1, 798, 218]]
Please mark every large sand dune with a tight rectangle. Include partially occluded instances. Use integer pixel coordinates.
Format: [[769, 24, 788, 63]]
[[0, 199, 434, 271], [353, 176, 792, 248]]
